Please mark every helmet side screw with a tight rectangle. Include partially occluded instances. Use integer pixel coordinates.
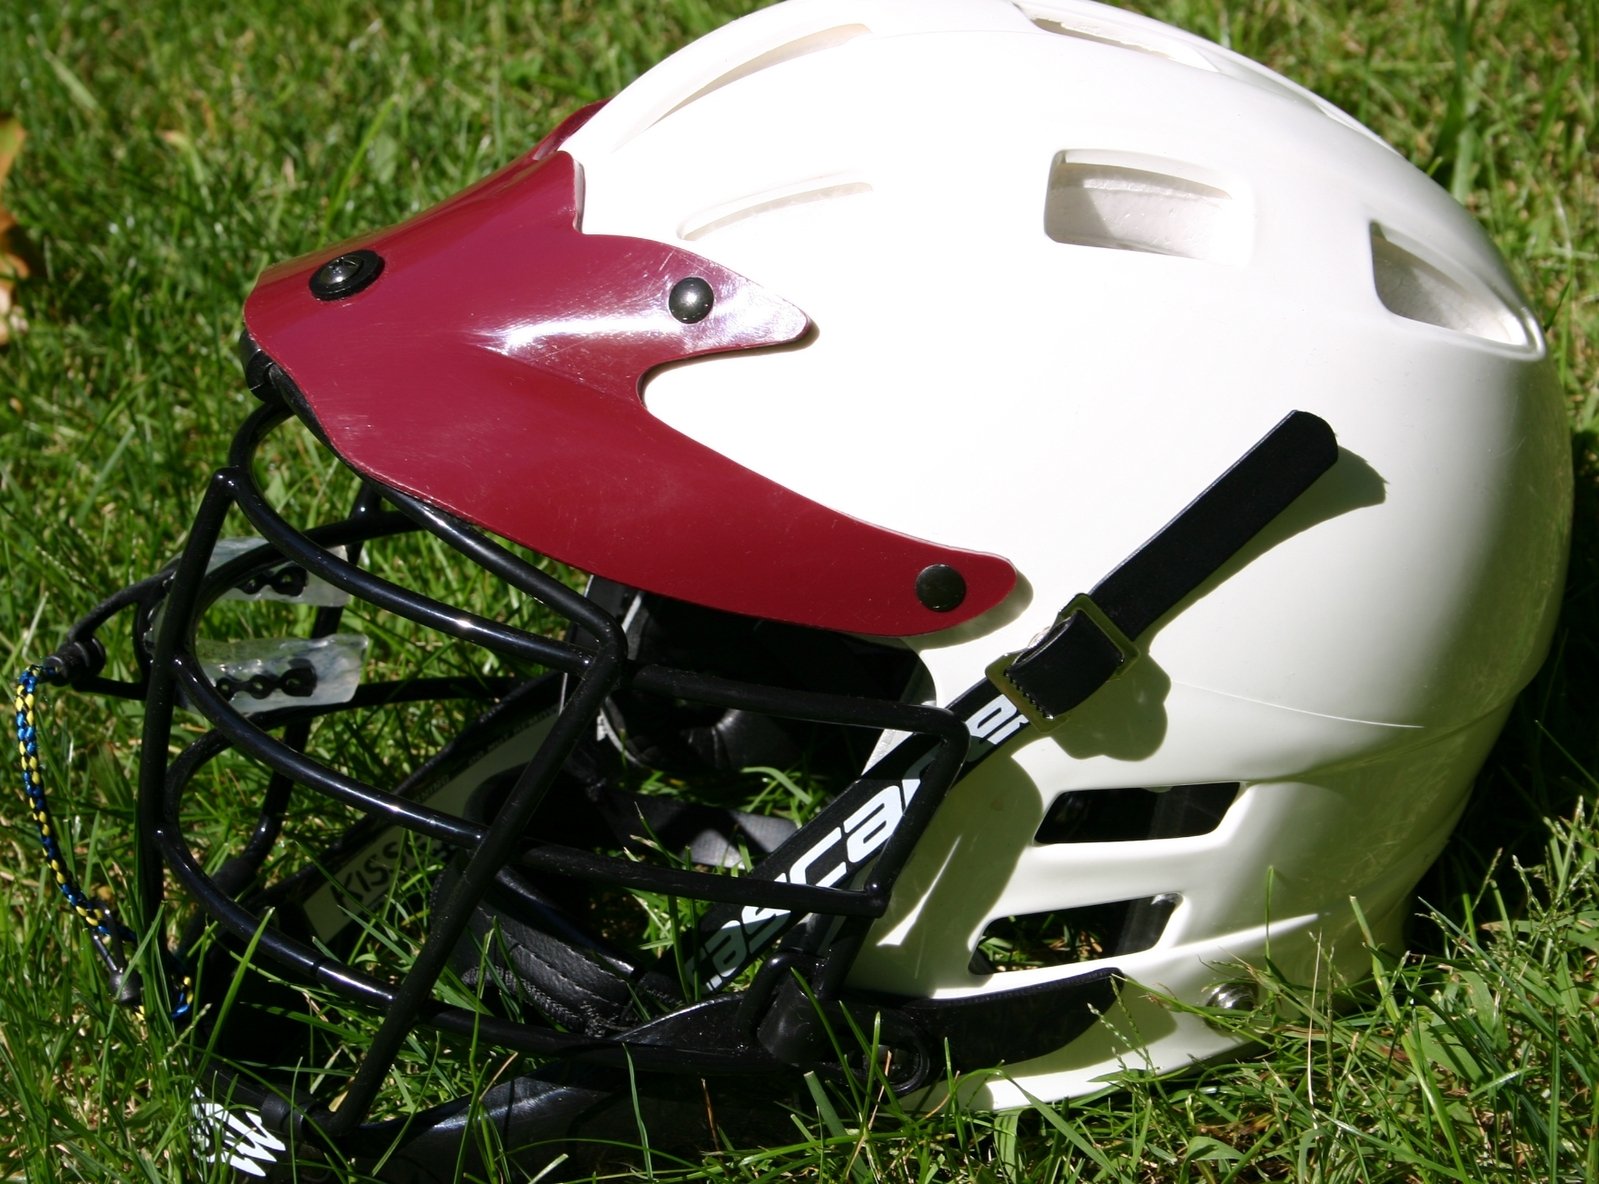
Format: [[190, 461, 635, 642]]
[[1203, 982, 1258, 1020], [669, 276, 715, 323]]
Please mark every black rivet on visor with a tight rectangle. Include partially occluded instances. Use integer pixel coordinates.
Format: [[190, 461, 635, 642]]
[[238, 328, 277, 401], [915, 564, 966, 613], [310, 249, 384, 301], [669, 276, 715, 323]]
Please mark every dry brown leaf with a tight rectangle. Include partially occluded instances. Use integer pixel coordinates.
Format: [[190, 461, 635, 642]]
[[0, 114, 30, 346]]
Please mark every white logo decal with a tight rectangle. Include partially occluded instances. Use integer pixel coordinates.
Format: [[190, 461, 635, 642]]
[[965, 696, 1026, 750], [701, 776, 921, 989], [192, 1093, 287, 1178], [697, 692, 1032, 987]]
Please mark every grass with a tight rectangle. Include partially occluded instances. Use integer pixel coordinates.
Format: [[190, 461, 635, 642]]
[[1, 0, 1596, 1180]]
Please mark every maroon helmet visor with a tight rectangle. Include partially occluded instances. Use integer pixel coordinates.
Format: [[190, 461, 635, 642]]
[[243, 151, 1015, 636]]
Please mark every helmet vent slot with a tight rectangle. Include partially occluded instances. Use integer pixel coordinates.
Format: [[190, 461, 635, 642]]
[[1370, 225, 1529, 346], [680, 176, 872, 241], [1044, 154, 1246, 263], [653, 24, 870, 130], [971, 894, 1178, 974], [1019, 8, 1215, 70], [1034, 782, 1239, 846], [1020, 5, 1374, 137]]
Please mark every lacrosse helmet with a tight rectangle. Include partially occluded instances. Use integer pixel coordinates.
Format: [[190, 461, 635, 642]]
[[57, 0, 1566, 1178]]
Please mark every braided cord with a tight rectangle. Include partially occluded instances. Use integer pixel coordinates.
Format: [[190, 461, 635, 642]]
[[15, 666, 127, 937], [15, 664, 191, 1018]]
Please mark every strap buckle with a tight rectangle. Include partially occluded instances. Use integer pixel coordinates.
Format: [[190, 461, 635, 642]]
[[986, 593, 1140, 732]]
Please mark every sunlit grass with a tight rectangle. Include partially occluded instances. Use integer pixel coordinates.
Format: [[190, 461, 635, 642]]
[[2, 0, 1596, 1180]]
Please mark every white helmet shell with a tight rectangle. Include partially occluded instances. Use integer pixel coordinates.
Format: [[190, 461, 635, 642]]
[[562, 0, 1569, 1100]]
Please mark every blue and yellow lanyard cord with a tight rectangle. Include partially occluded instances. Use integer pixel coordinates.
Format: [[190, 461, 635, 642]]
[[14, 664, 191, 1019]]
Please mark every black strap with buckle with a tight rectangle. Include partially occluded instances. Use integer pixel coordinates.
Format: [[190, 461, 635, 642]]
[[994, 410, 1338, 724]]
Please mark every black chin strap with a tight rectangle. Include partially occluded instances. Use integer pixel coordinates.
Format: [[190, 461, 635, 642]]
[[992, 410, 1338, 725], [675, 410, 1339, 1006]]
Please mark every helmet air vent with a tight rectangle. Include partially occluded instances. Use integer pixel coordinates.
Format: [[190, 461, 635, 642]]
[[1019, 7, 1215, 70], [680, 175, 872, 241], [1020, 3, 1371, 136], [1370, 225, 1530, 347], [1044, 153, 1246, 264], [652, 24, 870, 131], [1034, 783, 1240, 846], [971, 895, 1179, 974]]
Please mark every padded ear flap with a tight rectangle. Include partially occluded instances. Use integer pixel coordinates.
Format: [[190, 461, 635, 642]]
[[581, 578, 923, 782], [439, 759, 683, 1035], [438, 731, 805, 1032], [435, 853, 676, 1035]]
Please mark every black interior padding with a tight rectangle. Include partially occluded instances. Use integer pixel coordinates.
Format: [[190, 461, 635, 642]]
[[581, 578, 925, 782]]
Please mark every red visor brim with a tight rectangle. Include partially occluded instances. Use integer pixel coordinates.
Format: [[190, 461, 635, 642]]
[[243, 151, 1015, 636]]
